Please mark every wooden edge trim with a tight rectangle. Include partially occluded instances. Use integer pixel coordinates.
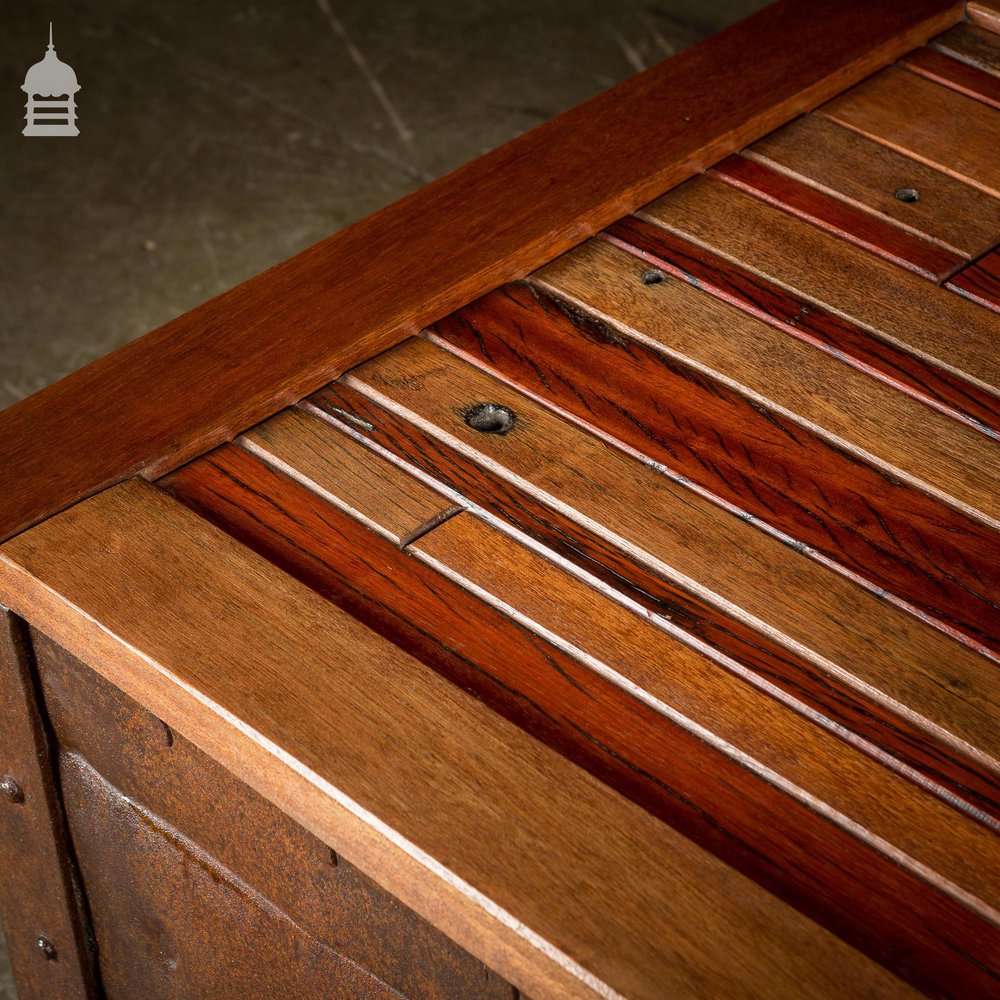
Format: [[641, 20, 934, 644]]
[[967, 1, 1000, 33], [0, 491, 595, 1000], [0, 0, 963, 546]]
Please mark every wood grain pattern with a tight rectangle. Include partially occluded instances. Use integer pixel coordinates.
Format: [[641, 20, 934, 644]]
[[0, 613, 98, 1000], [337, 338, 1000, 768], [242, 408, 459, 545], [931, 20, 1000, 75], [902, 46, 1000, 109], [969, 0, 1000, 33], [602, 214, 1000, 437], [157, 442, 1000, 995], [641, 174, 1000, 394], [0, 479, 920, 1000], [819, 66, 1000, 196], [745, 114, 1000, 260], [948, 247, 1000, 311], [310, 379, 1000, 830], [712, 154, 964, 278], [536, 237, 1000, 517], [0, 0, 962, 548], [432, 271, 1000, 656]]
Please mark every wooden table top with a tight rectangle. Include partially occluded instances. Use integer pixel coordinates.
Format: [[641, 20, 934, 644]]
[[1, 1, 999, 997]]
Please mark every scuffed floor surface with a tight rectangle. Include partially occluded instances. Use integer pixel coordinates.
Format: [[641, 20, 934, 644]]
[[0, 0, 763, 412]]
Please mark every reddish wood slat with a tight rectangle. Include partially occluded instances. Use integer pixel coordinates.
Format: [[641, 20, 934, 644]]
[[931, 21, 1000, 75], [306, 382, 1000, 827], [948, 247, 1000, 311], [0, 0, 963, 547], [161, 444, 1000, 998], [431, 284, 1000, 655], [601, 215, 1000, 437], [744, 114, 1000, 260], [712, 155, 963, 278], [902, 47, 1000, 109]]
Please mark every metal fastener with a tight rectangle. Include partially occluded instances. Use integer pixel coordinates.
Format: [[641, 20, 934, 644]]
[[36, 937, 57, 960], [894, 187, 920, 203], [641, 268, 666, 285], [1, 775, 24, 804], [464, 403, 516, 435]]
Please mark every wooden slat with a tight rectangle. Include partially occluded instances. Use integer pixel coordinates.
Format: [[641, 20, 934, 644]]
[[603, 215, 1000, 436], [948, 246, 1000, 310], [640, 174, 1000, 394], [432, 270, 1000, 655], [0, 0, 964, 546], [532, 239, 1000, 521], [338, 338, 1000, 767], [931, 20, 1000, 74], [819, 66, 1000, 195], [158, 442, 1000, 995], [745, 114, 1000, 259], [241, 409, 459, 545], [969, 0, 1000, 33], [0, 479, 921, 1000], [712, 154, 964, 278], [0, 612, 99, 999], [311, 380, 1000, 826], [902, 46, 1000, 109]]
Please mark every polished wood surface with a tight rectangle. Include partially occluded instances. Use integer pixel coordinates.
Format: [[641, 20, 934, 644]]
[[641, 173, 1000, 392], [0, 0, 961, 548], [902, 45, 1000, 109], [0, 480, 919, 1000], [2, 7, 999, 999], [712, 154, 964, 277], [820, 66, 1000, 195], [242, 408, 458, 545], [340, 338, 1000, 740], [746, 114, 1000, 258], [948, 247, 1000, 310], [312, 376, 1000, 830], [931, 20, 1000, 75], [602, 213, 1000, 436], [970, 0, 1000, 33], [161, 434, 999, 995], [438, 265, 1000, 657]]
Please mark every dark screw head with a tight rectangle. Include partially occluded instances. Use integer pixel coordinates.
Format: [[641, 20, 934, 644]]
[[464, 403, 516, 435], [894, 187, 920, 204], [36, 936, 57, 960], [1, 775, 24, 804], [641, 268, 666, 285]]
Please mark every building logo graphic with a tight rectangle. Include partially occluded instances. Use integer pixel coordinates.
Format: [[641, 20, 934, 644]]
[[22, 24, 80, 137]]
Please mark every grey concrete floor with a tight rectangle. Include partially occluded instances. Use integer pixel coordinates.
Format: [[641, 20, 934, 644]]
[[0, 0, 764, 995]]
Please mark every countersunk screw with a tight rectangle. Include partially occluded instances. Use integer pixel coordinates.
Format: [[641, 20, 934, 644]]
[[1, 775, 24, 804], [36, 936, 57, 960]]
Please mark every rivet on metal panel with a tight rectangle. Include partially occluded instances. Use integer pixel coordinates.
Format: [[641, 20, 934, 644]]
[[1, 774, 24, 803], [35, 936, 57, 960]]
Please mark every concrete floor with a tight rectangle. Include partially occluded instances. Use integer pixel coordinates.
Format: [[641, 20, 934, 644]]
[[0, 0, 764, 995]]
